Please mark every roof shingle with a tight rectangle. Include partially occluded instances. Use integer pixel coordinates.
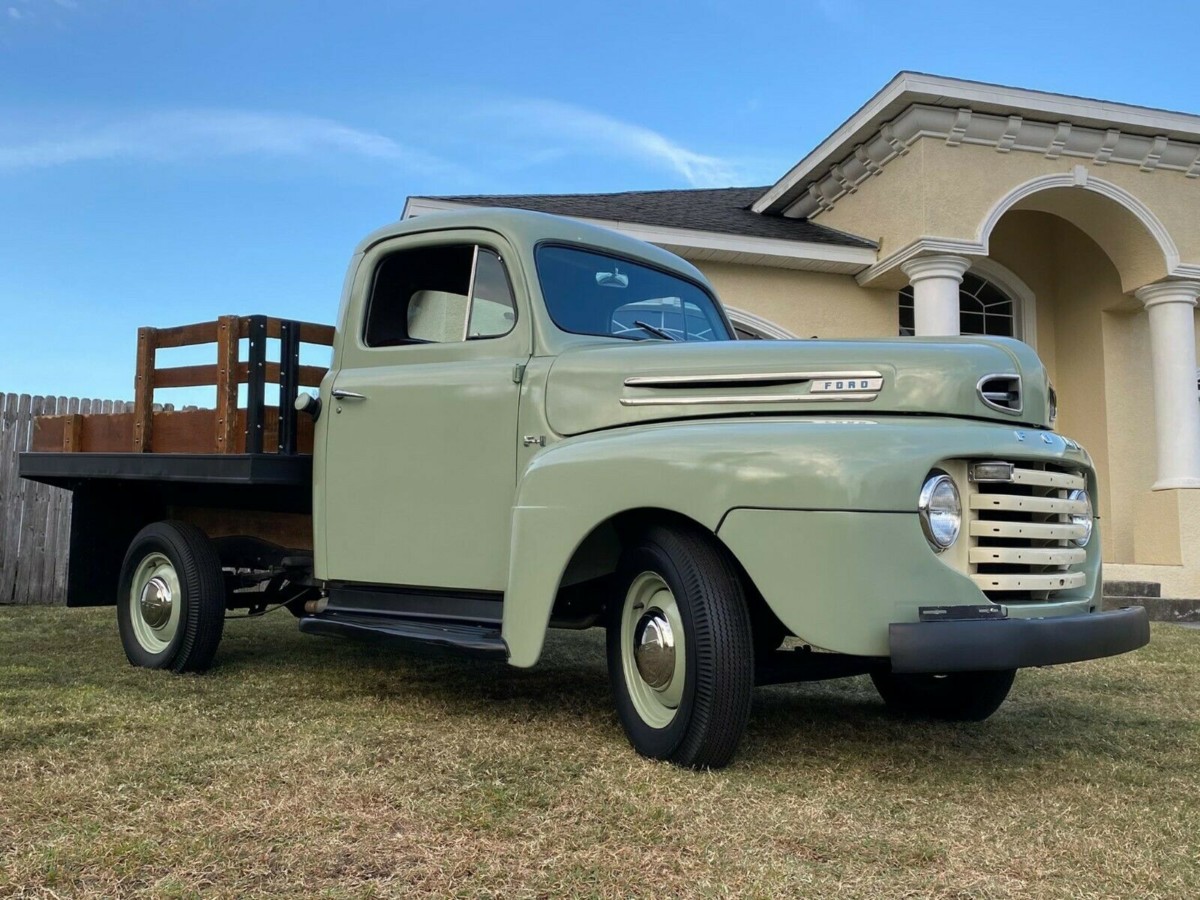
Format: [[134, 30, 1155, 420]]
[[421, 187, 876, 249]]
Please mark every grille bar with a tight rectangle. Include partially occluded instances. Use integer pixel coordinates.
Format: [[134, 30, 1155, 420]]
[[1010, 468, 1086, 491], [969, 520, 1089, 540], [969, 546, 1087, 566], [969, 494, 1089, 516], [972, 572, 1087, 591]]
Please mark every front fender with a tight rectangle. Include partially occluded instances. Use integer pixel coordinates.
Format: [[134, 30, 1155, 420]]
[[504, 425, 734, 666], [502, 417, 922, 667], [502, 417, 1094, 667]]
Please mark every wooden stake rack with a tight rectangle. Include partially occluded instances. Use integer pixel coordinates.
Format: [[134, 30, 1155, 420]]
[[32, 315, 334, 455]]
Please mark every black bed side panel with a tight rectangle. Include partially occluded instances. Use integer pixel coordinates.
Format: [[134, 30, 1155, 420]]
[[62, 475, 312, 606], [67, 484, 163, 607]]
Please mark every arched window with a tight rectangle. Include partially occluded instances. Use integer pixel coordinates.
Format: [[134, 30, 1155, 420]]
[[734, 324, 766, 341], [724, 307, 798, 341], [898, 271, 1023, 339]]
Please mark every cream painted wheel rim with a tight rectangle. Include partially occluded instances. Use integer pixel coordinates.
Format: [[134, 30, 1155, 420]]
[[128, 552, 183, 655], [621, 571, 686, 728]]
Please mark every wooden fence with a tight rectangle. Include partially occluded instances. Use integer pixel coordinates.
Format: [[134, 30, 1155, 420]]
[[0, 394, 134, 604]]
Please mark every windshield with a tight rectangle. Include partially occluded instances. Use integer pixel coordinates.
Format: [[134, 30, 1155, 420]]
[[535, 245, 733, 342]]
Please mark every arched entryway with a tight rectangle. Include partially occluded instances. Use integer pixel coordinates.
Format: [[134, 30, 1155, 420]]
[[983, 174, 1200, 495], [898, 173, 1200, 565]]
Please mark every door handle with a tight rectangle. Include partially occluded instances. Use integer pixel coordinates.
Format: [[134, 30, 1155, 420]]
[[331, 389, 367, 401]]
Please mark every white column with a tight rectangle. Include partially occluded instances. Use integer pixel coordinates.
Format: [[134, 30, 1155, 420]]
[[900, 255, 972, 336], [1135, 280, 1200, 490]]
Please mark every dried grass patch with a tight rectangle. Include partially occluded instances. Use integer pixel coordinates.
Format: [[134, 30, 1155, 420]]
[[1, 608, 1197, 898]]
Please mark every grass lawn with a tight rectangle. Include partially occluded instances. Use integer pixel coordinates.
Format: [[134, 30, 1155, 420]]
[[0, 607, 1197, 899]]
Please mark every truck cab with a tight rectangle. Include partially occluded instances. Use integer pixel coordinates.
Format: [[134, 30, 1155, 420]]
[[20, 208, 1150, 769]]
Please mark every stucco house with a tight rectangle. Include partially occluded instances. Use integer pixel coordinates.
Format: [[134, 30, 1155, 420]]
[[404, 72, 1200, 611]]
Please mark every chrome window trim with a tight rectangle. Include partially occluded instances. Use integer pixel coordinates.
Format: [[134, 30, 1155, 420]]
[[461, 245, 480, 342]]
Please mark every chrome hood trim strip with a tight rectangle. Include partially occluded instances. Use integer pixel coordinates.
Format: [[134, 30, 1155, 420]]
[[624, 370, 884, 388], [620, 392, 878, 407]]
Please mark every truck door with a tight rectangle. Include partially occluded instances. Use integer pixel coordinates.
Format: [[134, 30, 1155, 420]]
[[322, 230, 529, 591]]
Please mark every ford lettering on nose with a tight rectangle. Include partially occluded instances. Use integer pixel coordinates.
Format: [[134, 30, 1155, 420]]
[[811, 375, 884, 393]]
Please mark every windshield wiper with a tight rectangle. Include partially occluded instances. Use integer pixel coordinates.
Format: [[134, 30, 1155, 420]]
[[634, 320, 679, 341]]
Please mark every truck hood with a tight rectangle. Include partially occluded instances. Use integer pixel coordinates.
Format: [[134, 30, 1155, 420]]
[[544, 336, 1053, 437]]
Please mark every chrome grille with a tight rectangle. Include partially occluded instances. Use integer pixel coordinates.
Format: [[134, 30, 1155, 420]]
[[968, 462, 1089, 602]]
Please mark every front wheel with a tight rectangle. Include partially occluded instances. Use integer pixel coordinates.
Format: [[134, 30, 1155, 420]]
[[117, 521, 226, 673], [606, 525, 754, 769], [870, 668, 1016, 721]]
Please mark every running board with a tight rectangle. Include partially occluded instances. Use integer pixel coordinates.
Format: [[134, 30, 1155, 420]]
[[298, 612, 508, 659], [324, 584, 504, 625]]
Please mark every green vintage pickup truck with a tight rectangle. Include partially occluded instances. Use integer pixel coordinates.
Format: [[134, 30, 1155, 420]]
[[21, 208, 1149, 768]]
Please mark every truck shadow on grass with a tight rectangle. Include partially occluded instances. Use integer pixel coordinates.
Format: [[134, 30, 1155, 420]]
[[4, 610, 1190, 787], [742, 684, 1163, 773], [213, 620, 1189, 775]]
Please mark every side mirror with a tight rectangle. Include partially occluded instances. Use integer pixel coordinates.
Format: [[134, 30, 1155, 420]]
[[295, 392, 321, 422]]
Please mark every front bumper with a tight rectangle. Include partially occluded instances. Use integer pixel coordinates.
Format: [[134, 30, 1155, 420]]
[[888, 606, 1150, 673]]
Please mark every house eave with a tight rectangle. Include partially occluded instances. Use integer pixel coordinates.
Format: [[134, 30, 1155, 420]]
[[752, 71, 1200, 217]]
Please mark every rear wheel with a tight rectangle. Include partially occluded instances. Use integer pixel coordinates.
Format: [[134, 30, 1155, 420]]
[[118, 521, 226, 673], [870, 668, 1016, 721], [606, 525, 754, 769]]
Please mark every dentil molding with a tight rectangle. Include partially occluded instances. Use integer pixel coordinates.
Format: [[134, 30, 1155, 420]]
[[788, 104, 1200, 219]]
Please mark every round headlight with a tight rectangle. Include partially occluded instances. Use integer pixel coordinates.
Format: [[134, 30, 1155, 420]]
[[919, 473, 961, 552], [1068, 488, 1093, 547]]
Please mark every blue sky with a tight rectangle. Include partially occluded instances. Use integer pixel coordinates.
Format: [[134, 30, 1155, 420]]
[[0, 0, 1190, 400]]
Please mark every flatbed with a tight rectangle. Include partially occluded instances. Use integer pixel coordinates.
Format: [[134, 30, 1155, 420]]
[[19, 451, 312, 489], [19, 312, 328, 607]]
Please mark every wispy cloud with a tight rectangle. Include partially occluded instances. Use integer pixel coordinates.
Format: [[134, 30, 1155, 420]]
[[0, 109, 453, 174], [473, 98, 743, 188], [4, 0, 79, 25], [0, 98, 764, 190]]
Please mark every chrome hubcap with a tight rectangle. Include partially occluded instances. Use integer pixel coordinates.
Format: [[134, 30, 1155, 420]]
[[128, 552, 182, 654], [620, 572, 686, 728], [633, 609, 675, 690], [139, 576, 173, 629]]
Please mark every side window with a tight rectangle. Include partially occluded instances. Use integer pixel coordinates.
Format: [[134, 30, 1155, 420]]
[[364, 243, 515, 347]]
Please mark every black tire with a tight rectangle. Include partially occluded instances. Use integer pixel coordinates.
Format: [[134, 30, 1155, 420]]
[[606, 524, 754, 769], [117, 521, 226, 673], [870, 668, 1016, 721]]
